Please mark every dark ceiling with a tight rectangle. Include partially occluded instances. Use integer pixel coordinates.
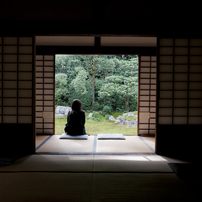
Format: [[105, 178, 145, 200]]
[[0, 0, 201, 37]]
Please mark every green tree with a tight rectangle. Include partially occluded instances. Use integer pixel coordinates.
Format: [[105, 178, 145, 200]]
[[86, 55, 99, 109], [99, 75, 138, 111], [70, 67, 88, 95], [55, 73, 69, 105]]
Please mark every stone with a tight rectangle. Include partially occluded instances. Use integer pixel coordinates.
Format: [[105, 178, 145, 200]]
[[55, 114, 65, 118], [127, 112, 135, 117], [109, 116, 115, 121], [88, 113, 93, 118], [119, 117, 125, 125], [56, 106, 72, 115], [117, 115, 123, 120], [64, 107, 72, 116], [115, 120, 120, 124], [55, 106, 63, 114], [123, 113, 128, 117]]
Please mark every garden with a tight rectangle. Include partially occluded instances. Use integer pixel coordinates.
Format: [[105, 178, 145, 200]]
[[55, 55, 138, 135]]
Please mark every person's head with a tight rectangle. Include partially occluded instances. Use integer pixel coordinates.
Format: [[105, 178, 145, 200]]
[[71, 99, 82, 112]]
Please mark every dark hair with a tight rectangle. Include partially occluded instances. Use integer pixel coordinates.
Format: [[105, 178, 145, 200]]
[[71, 99, 82, 112]]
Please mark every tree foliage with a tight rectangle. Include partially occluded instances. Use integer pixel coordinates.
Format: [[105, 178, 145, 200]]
[[55, 55, 138, 111]]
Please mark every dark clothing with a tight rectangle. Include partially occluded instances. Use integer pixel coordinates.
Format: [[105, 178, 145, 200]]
[[64, 110, 86, 135]]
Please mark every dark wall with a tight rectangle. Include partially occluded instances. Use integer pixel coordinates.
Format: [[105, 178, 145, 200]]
[[0, 1, 202, 37], [156, 125, 202, 162], [1, 1, 202, 162]]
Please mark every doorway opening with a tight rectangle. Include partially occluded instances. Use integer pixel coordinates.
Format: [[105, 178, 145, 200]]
[[55, 54, 138, 136], [35, 36, 156, 154]]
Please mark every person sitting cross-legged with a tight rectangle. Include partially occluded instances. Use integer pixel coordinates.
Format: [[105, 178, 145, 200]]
[[64, 99, 87, 136]]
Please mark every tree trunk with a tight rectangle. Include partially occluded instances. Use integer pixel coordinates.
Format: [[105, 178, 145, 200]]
[[125, 96, 130, 111], [86, 55, 99, 110], [92, 85, 95, 109]]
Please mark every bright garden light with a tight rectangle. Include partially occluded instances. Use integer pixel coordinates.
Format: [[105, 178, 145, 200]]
[[55, 55, 138, 135]]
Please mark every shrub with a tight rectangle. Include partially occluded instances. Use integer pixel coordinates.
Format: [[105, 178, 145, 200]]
[[92, 111, 100, 121], [102, 106, 111, 116], [93, 102, 100, 111], [105, 114, 111, 120]]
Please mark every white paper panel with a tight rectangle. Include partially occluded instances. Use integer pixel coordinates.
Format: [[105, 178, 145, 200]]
[[159, 47, 173, 55], [3, 116, 17, 123], [175, 47, 188, 55], [18, 98, 32, 106], [4, 107, 17, 115], [174, 74, 188, 81], [18, 55, 32, 63], [174, 56, 188, 64], [19, 37, 32, 45], [174, 65, 188, 72], [4, 46, 17, 53], [159, 56, 173, 64], [18, 116, 32, 123], [174, 108, 187, 116], [18, 81, 32, 88], [173, 117, 187, 124], [159, 65, 173, 72], [36, 55, 43, 60], [190, 56, 202, 64], [3, 55, 17, 62], [159, 108, 172, 116], [18, 64, 32, 71], [158, 117, 172, 124], [159, 73, 173, 81], [19, 46, 32, 54], [18, 72, 32, 80], [4, 72, 17, 80], [3, 81, 17, 88], [18, 90, 32, 97], [175, 39, 188, 46], [174, 100, 187, 107], [160, 91, 173, 98], [44, 55, 54, 60], [159, 38, 173, 46], [3, 37, 17, 45], [174, 91, 187, 98], [3, 90, 17, 97], [188, 117, 202, 124], [190, 48, 202, 55], [190, 39, 202, 46], [18, 107, 32, 115]]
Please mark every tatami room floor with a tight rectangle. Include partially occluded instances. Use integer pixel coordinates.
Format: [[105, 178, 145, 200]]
[[0, 135, 201, 202], [35, 135, 155, 154]]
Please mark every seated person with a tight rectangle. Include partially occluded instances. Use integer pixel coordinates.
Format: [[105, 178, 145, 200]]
[[64, 99, 87, 135]]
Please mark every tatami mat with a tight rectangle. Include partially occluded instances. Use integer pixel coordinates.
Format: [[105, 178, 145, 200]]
[[36, 135, 155, 154], [0, 154, 172, 173], [96, 136, 154, 153], [0, 173, 93, 202], [35, 135, 50, 148], [0, 155, 94, 172], [36, 135, 94, 153]]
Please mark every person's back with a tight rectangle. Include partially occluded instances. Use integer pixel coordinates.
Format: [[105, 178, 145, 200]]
[[64, 99, 86, 135]]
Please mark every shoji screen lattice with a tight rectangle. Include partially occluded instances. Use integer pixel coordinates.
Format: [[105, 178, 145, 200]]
[[0, 37, 33, 124], [138, 56, 156, 136], [36, 55, 55, 135], [158, 38, 202, 125]]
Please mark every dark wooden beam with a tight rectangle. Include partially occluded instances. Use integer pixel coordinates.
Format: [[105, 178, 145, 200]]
[[36, 46, 156, 56]]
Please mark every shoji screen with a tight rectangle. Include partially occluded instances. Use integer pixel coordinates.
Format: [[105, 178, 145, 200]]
[[158, 38, 202, 125], [36, 55, 55, 135], [138, 56, 156, 136], [0, 37, 33, 124]]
